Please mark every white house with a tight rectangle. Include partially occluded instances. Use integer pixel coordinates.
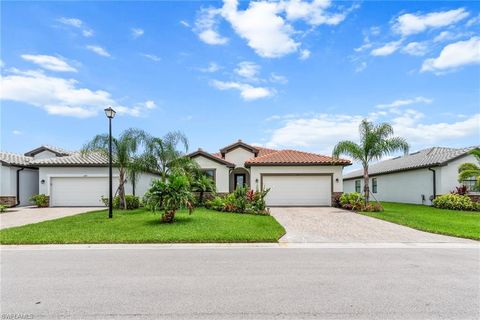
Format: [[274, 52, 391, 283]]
[[343, 147, 478, 205], [0, 146, 159, 207], [188, 140, 351, 206]]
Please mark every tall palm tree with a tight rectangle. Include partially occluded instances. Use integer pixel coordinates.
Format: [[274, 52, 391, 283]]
[[333, 119, 409, 203], [458, 148, 480, 191], [82, 128, 149, 209], [144, 131, 190, 182]]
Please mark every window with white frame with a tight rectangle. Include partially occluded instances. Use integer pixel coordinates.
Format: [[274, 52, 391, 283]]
[[372, 178, 378, 193], [355, 180, 361, 193]]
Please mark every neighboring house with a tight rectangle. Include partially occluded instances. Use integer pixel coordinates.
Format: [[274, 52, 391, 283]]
[[0, 146, 159, 207], [343, 147, 478, 205], [188, 140, 351, 206]]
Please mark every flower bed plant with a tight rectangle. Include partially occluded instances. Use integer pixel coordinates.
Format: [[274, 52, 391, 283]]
[[432, 194, 480, 211], [339, 192, 384, 212], [101, 195, 141, 210], [30, 194, 49, 208], [205, 187, 270, 215]]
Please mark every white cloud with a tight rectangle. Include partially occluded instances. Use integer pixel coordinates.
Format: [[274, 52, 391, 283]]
[[180, 20, 190, 27], [86, 45, 111, 57], [265, 109, 480, 154], [0, 68, 151, 118], [376, 96, 432, 109], [270, 73, 288, 84], [299, 49, 311, 60], [12, 130, 22, 135], [393, 8, 469, 36], [199, 62, 221, 73], [143, 100, 156, 110], [234, 61, 260, 80], [21, 54, 77, 72], [370, 40, 402, 56], [402, 42, 429, 56], [141, 53, 161, 62], [131, 28, 144, 38], [195, 7, 229, 45], [281, 0, 348, 26], [466, 14, 480, 27], [58, 17, 94, 37], [210, 80, 274, 100], [421, 36, 480, 73]]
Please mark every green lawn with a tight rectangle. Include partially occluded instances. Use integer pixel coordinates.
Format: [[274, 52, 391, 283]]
[[0, 208, 285, 244], [361, 202, 480, 240]]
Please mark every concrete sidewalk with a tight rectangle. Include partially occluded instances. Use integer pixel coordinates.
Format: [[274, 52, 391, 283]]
[[0, 206, 104, 229]]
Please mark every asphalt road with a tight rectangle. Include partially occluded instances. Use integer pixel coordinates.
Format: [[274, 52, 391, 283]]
[[1, 246, 479, 319]]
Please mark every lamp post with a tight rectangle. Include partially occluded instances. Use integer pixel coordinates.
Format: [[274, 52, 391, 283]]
[[104, 107, 116, 218]]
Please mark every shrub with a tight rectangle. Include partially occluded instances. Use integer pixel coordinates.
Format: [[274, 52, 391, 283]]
[[332, 194, 342, 208], [339, 192, 365, 211], [362, 203, 384, 212], [451, 185, 468, 195], [205, 188, 270, 215], [0, 205, 8, 213], [30, 194, 49, 207], [433, 194, 479, 211], [101, 195, 140, 210]]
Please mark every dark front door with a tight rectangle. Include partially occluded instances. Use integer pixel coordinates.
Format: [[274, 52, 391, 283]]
[[234, 174, 246, 190]]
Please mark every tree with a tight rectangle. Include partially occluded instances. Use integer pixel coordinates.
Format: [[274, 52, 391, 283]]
[[192, 174, 216, 205], [332, 119, 409, 203], [144, 131, 190, 182], [458, 148, 480, 191], [82, 128, 149, 209]]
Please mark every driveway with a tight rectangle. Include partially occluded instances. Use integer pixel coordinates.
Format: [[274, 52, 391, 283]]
[[270, 207, 474, 243], [0, 206, 104, 229]]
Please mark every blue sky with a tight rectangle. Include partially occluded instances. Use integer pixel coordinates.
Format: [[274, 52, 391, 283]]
[[1, 0, 479, 158]]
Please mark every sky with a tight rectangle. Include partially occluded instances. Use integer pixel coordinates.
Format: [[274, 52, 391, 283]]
[[1, 0, 479, 163]]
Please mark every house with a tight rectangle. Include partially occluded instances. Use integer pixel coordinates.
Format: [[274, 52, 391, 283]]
[[0, 146, 159, 207], [188, 140, 351, 206], [343, 147, 478, 205]]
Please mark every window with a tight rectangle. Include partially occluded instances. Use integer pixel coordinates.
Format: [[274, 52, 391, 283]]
[[202, 169, 215, 181], [355, 180, 361, 193], [372, 178, 377, 194], [462, 179, 478, 192]]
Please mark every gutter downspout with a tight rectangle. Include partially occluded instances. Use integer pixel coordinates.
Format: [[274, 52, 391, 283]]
[[12, 168, 25, 207], [428, 167, 436, 200]]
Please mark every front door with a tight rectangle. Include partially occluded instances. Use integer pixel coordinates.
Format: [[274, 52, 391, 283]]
[[234, 174, 246, 190]]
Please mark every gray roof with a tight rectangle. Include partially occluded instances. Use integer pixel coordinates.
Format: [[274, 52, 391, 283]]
[[0, 152, 34, 166], [344, 147, 477, 180], [24, 145, 72, 157], [30, 152, 108, 166]]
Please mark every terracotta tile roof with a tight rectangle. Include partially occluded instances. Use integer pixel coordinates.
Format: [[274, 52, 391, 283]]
[[256, 146, 278, 157], [245, 149, 351, 166], [0, 152, 33, 166]]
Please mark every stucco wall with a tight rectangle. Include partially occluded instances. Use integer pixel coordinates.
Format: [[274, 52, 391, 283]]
[[191, 156, 230, 193], [344, 168, 436, 205], [224, 148, 255, 168], [33, 150, 57, 160], [0, 164, 39, 206], [0, 164, 15, 196], [38, 167, 159, 197], [249, 166, 344, 192], [438, 154, 476, 194]]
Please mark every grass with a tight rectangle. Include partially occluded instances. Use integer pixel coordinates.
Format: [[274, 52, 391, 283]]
[[360, 202, 480, 240], [0, 208, 286, 244]]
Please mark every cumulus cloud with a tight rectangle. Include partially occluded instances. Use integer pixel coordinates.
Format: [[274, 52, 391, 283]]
[[86, 45, 111, 57], [393, 8, 469, 36], [21, 54, 77, 72], [402, 42, 429, 56], [199, 62, 221, 73], [58, 17, 94, 37], [421, 36, 480, 73], [141, 53, 161, 62], [0, 68, 153, 118], [131, 28, 144, 38], [270, 73, 288, 84], [210, 80, 274, 100], [234, 61, 260, 80], [299, 49, 311, 60], [194, 0, 352, 58], [370, 40, 402, 56]]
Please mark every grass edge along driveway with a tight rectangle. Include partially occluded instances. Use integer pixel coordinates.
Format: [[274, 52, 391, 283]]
[[0, 208, 286, 244], [360, 202, 480, 240]]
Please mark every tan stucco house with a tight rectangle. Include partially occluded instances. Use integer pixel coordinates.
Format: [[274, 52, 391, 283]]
[[188, 140, 351, 206]]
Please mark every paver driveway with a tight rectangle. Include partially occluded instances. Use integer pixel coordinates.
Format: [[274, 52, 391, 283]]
[[270, 207, 474, 243], [0, 206, 104, 229]]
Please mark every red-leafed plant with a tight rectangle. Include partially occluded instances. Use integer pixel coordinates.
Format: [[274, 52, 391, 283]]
[[246, 189, 256, 202], [451, 185, 468, 195]]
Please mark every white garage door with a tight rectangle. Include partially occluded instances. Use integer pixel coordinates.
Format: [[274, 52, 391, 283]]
[[50, 177, 116, 207], [263, 175, 332, 206]]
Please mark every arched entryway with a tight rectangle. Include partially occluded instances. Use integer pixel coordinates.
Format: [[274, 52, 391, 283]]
[[229, 167, 250, 192]]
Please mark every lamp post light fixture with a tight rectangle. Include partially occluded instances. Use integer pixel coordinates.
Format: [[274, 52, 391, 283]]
[[104, 107, 116, 218]]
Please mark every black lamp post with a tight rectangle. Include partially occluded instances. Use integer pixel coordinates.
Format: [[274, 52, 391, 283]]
[[104, 107, 116, 218]]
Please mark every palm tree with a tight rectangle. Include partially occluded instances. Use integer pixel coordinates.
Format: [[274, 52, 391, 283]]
[[144, 131, 189, 182], [193, 174, 216, 205], [82, 128, 149, 209], [333, 119, 409, 203], [458, 148, 480, 191], [161, 174, 195, 223]]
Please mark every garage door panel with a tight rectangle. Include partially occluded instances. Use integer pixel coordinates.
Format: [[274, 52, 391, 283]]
[[263, 175, 331, 206], [51, 177, 118, 207]]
